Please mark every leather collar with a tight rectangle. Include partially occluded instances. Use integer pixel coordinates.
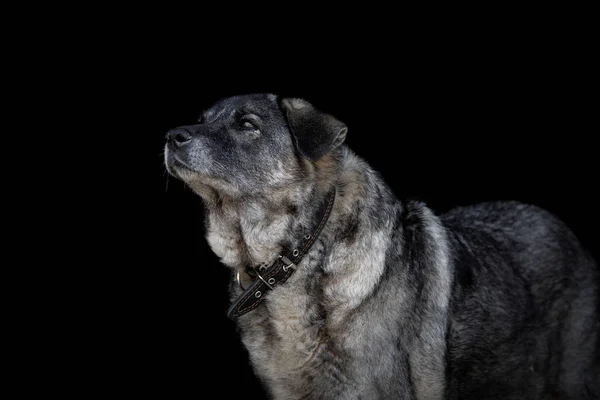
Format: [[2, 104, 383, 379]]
[[227, 188, 336, 319]]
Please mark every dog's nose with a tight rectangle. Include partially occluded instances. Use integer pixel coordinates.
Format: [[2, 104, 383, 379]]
[[166, 128, 192, 148]]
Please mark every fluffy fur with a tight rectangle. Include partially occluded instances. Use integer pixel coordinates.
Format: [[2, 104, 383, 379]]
[[164, 93, 599, 399]]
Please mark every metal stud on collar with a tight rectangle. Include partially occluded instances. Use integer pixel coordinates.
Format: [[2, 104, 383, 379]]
[[281, 255, 297, 272]]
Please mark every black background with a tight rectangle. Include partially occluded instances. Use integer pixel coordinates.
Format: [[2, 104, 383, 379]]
[[107, 25, 597, 399]]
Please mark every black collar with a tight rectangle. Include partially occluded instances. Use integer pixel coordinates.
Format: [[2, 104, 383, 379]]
[[227, 188, 336, 319]]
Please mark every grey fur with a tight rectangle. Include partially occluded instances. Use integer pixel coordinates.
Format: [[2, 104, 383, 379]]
[[164, 94, 599, 399]]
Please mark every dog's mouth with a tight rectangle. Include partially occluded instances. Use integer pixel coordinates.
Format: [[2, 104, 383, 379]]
[[165, 149, 195, 177], [164, 147, 235, 195], [172, 155, 193, 171], [166, 152, 225, 189]]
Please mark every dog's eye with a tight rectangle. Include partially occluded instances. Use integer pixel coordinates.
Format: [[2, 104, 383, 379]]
[[240, 117, 258, 131]]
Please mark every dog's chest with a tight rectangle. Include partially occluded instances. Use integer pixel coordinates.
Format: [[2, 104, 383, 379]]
[[238, 266, 329, 395]]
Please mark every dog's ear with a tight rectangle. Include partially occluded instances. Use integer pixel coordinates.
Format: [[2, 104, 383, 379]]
[[281, 98, 347, 162]]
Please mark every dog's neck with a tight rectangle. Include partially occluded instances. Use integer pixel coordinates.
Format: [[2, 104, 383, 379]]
[[203, 181, 334, 275], [193, 152, 339, 274]]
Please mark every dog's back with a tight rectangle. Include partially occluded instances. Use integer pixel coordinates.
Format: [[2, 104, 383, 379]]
[[441, 201, 599, 399]]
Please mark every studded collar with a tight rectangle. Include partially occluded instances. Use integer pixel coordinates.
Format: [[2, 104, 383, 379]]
[[227, 188, 336, 319]]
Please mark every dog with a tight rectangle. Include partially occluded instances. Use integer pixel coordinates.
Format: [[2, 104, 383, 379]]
[[164, 93, 599, 399]]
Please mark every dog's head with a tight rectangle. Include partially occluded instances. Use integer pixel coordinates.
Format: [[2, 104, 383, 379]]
[[164, 94, 347, 198]]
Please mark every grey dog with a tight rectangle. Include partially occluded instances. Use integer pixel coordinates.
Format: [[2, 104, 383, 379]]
[[164, 93, 599, 399]]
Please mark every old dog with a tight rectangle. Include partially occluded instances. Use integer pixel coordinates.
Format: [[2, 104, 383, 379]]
[[164, 93, 599, 399]]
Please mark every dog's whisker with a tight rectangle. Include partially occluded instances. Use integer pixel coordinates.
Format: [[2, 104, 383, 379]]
[[212, 160, 226, 173]]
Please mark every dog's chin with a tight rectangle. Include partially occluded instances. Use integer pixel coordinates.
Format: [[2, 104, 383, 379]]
[[168, 158, 204, 182], [163, 148, 195, 176]]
